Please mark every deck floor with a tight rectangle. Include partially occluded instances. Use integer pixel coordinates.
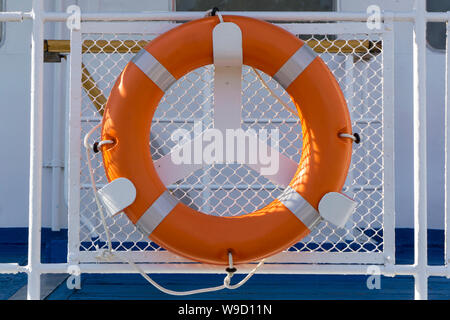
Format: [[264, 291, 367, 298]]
[[46, 274, 449, 300], [1, 228, 449, 300]]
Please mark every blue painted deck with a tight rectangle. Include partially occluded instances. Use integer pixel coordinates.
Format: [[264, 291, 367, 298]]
[[1, 228, 449, 300]]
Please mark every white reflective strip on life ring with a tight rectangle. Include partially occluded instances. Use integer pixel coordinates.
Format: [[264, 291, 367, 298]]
[[135, 190, 179, 237], [131, 49, 176, 92], [273, 44, 317, 89], [277, 186, 321, 230]]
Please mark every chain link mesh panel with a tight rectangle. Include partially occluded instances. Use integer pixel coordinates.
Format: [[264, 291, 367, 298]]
[[78, 25, 384, 261]]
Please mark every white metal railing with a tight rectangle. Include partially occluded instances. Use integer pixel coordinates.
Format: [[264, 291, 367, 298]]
[[0, 0, 448, 301], [412, 0, 428, 299], [2, 9, 450, 23]]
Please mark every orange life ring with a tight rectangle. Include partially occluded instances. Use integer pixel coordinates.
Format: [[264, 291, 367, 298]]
[[100, 15, 353, 265]]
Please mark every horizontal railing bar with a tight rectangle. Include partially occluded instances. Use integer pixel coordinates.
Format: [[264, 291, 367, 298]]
[[44, 11, 417, 23], [5, 260, 447, 277], [168, 184, 382, 191], [71, 11, 450, 23], [168, 184, 281, 190], [425, 11, 450, 22], [243, 118, 382, 125], [0, 11, 33, 22], [0, 263, 27, 274], [46, 39, 379, 55], [1, 11, 449, 23], [36, 262, 449, 277], [80, 183, 382, 191], [343, 185, 383, 191], [76, 251, 384, 264], [81, 117, 381, 125], [43, 11, 386, 22]]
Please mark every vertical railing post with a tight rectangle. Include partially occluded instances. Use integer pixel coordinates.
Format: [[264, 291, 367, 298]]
[[67, 23, 83, 270], [27, 0, 45, 300], [343, 54, 355, 242], [412, 0, 428, 300], [445, 11, 450, 272], [382, 12, 396, 270], [50, 0, 66, 232]]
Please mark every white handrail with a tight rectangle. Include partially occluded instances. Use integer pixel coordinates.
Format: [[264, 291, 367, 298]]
[[412, 0, 428, 300], [445, 11, 450, 275], [26, 0, 45, 301], [0, 10, 450, 23]]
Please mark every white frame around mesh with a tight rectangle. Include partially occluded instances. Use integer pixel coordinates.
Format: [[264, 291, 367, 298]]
[[67, 20, 395, 267]]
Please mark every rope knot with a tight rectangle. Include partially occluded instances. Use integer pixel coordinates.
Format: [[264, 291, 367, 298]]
[[223, 272, 234, 288]]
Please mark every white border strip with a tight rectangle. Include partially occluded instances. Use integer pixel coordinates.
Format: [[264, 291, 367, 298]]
[[273, 44, 317, 89], [131, 49, 176, 92], [136, 190, 179, 236], [277, 186, 321, 230]]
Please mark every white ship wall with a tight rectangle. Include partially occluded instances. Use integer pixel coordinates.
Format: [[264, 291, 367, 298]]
[[0, 0, 445, 230]]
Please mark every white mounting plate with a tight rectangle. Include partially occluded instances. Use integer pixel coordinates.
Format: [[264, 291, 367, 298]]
[[318, 192, 357, 228], [213, 22, 243, 133], [97, 177, 136, 217]]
